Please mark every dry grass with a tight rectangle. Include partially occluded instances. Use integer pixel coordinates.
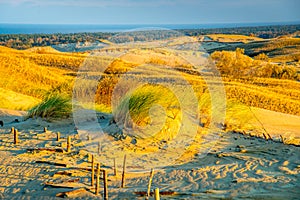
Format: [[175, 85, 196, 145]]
[[0, 46, 73, 98], [0, 87, 40, 110], [1, 43, 300, 123], [207, 34, 264, 43]]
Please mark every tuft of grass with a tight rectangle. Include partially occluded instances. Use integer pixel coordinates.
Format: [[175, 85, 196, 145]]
[[114, 84, 181, 140], [26, 93, 72, 120]]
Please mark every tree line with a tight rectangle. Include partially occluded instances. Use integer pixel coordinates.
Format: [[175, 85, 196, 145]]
[[0, 24, 299, 49]]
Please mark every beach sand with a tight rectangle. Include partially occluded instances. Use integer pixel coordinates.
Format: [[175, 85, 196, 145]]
[[0, 108, 299, 199]]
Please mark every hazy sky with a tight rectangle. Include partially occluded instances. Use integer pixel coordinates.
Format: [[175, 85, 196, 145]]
[[0, 0, 299, 24]]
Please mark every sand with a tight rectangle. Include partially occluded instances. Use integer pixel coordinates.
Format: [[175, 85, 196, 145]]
[[0, 108, 299, 199]]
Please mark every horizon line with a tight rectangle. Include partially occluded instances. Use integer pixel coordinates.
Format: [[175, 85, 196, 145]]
[[1, 21, 300, 26]]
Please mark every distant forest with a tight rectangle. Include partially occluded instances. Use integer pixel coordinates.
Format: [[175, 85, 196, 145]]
[[180, 24, 300, 38], [0, 24, 299, 49]]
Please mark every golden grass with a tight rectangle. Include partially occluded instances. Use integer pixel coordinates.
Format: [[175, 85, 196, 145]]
[[115, 84, 181, 139], [0, 87, 40, 110], [0, 46, 74, 98], [207, 34, 264, 43], [1, 44, 300, 123], [25, 46, 61, 54]]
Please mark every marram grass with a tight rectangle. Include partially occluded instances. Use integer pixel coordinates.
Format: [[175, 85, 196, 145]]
[[26, 93, 72, 120], [114, 84, 181, 141]]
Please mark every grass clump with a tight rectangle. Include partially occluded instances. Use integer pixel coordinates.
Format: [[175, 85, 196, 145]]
[[26, 93, 72, 120], [114, 84, 181, 140]]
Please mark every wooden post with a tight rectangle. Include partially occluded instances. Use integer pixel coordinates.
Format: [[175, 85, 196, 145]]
[[67, 136, 71, 152], [121, 155, 126, 188], [103, 169, 108, 200], [44, 127, 47, 133], [114, 158, 117, 176], [146, 168, 154, 200], [95, 163, 100, 195], [154, 188, 160, 200], [98, 142, 101, 155], [11, 127, 15, 134], [56, 132, 60, 141], [91, 154, 95, 187], [14, 129, 19, 144]]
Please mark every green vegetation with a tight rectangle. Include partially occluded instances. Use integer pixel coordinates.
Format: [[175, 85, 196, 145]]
[[26, 93, 72, 120], [117, 84, 179, 126], [115, 84, 181, 141], [182, 24, 300, 39], [0, 32, 113, 49], [1, 24, 299, 50]]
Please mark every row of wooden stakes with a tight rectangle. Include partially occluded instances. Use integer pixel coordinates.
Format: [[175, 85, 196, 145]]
[[11, 127, 72, 152], [90, 154, 160, 200], [10, 127, 161, 199]]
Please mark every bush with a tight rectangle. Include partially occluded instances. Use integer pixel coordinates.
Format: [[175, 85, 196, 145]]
[[26, 93, 72, 120]]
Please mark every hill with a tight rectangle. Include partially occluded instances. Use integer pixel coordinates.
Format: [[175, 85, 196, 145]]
[[0, 46, 74, 99], [0, 43, 300, 126]]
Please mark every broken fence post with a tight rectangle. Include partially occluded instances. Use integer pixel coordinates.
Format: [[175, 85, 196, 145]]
[[103, 169, 108, 200], [56, 132, 60, 141], [14, 129, 19, 144], [67, 136, 71, 152], [121, 155, 126, 188], [98, 141, 101, 155], [95, 163, 100, 195], [91, 154, 95, 187], [154, 188, 160, 200], [114, 158, 117, 176], [146, 168, 154, 200]]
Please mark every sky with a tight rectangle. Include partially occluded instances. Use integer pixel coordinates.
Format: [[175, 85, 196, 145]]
[[0, 0, 299, 24]]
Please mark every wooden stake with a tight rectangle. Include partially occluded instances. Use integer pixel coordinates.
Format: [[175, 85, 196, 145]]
[[14, 129, 19, 144], [98, 142, 101, 155], [44, 127, 47, 133], [280, 135, 285, 144], [103, 169, 108, 200], [154, 188, 160, 200], [146, 168, 154, 200], [114, 158, 117, 176], [56, 132, 60, 141], [67, 136, 71, 152], [95, 163, 100, 195], [121, 155, 126, 188], [11, 127, 15, 134], [91, 154, 95, 187]]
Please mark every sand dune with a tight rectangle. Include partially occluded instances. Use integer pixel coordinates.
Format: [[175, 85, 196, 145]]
[[0, 108, 299, 199]]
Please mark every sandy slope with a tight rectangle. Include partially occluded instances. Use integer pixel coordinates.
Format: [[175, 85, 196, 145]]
[[0, 108, 299, 199], [250, 107, 300, 145]]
